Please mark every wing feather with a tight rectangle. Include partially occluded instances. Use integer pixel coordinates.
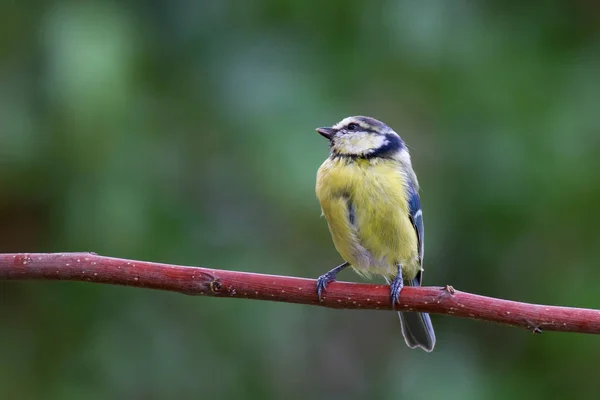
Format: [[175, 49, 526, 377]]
[[407, 182, 424, 283]]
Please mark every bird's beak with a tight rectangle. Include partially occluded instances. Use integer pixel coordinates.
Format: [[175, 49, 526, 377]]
[[316, 127, 336, 140]]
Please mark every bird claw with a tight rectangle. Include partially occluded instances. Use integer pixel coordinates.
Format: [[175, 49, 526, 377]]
[[316, 262, 349, 302], [390, 273, 404, 311], [316, 272, 336, 301]]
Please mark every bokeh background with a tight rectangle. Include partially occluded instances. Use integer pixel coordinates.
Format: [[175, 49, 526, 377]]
[[2, 1, 600, 399]]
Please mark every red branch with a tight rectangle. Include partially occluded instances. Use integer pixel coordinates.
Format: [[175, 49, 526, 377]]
[[1, 252, 599, 334]]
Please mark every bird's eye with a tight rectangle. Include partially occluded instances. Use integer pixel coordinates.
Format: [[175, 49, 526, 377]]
[[346, 123, 359, 131]]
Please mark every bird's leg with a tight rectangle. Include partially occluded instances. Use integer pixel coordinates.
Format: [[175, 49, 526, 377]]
[[390, 265, 404, 311], [316, 262, 349, 301]]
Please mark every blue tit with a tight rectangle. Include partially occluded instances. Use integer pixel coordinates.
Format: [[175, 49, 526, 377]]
[[315, 116, 435, 352]]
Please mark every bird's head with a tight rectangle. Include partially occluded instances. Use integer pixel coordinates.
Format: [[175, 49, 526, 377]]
[[316, 116, 404, 158]]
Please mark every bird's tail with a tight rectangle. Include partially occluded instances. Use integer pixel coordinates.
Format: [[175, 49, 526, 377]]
[[387, 277, 436, 352]]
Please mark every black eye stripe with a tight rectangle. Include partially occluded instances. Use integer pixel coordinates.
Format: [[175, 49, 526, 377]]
[[346, 123, 359, 131], [330, 133, 404, 160]]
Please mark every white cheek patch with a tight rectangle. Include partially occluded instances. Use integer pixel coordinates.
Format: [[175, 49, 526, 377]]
[[333, 133, 389, 155]]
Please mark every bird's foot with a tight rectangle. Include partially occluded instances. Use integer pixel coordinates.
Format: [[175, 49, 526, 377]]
[[390, 266, 404, 311], [316, 272, 337, 301], [316, 262, 349, 302]]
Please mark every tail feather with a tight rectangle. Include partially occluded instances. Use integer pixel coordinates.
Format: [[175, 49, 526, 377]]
[[398, 309, 435, 352], [387, 277, 436, 352]]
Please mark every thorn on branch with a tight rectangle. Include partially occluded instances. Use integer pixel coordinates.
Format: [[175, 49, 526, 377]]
[[435, 285, 457, 304], [525, 319, 543, 334]]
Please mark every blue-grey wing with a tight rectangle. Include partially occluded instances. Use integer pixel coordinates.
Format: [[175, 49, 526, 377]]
[[407, 183, 424, 284], [401, 181, 435, 351]]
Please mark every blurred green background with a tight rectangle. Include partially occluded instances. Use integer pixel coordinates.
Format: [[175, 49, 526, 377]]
[[2, 1, 600, 399]]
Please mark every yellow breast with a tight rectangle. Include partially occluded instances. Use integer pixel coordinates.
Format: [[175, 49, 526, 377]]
[[316, 157, 420, 279]]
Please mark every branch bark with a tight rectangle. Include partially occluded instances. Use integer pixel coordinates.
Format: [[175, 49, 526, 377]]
[[1, 252, 598, 334]]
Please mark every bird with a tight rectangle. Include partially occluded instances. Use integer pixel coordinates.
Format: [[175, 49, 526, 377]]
[[314, 115, 435, 352]]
